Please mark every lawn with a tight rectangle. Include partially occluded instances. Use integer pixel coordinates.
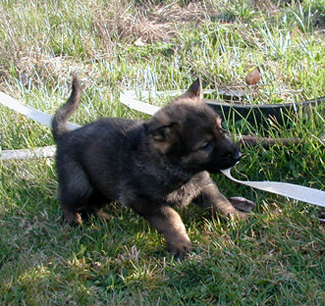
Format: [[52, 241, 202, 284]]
[[0, 0, 324, 305]]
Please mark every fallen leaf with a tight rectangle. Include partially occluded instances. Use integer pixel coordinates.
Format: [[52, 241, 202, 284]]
[[245, 67, 260, 85]]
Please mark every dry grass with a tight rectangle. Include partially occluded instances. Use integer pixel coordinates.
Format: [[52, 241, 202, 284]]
[[93, 1, 218, 44]]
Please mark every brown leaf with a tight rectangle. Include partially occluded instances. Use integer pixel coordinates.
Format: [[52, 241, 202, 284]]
[[245, 67, 260, 85]]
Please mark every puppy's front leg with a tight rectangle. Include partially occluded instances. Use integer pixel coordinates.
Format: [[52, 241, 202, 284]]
[[194, 183, 254, 219], [132, 204, 191, 258]]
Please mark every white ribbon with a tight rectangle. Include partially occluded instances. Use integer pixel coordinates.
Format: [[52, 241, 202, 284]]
[[0, 91, 79, 130], [221, 168, 325, 207], [0, 91, 79, 160]]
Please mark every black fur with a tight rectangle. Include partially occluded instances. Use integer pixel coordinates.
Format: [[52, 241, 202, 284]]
[[52, 77, 255, 258]]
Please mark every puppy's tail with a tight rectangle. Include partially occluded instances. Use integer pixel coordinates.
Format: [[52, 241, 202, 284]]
[[52, 75, 82, 141]]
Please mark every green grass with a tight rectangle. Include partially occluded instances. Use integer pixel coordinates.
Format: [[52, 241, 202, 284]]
[[1, 0, 324, 305]]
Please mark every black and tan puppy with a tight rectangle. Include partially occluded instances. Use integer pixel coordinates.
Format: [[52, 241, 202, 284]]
[[52, 76, 254, 258]]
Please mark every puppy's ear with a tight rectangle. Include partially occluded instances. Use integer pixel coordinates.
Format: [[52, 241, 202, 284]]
[[180, 78, 202, 100], [145, 122, 175, 141], [144, 115, 175, 141], [144, 113, 177, 153]]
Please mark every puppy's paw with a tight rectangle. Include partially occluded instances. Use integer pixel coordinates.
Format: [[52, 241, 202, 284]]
[[95, 209, 111, 221], [230, 196, 256, 213], [62, 207, 83, 226], [66, 214, 82, 226], [167, 237, 192, 259]]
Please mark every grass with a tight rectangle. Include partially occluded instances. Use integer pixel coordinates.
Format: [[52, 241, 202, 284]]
[[0, 0, 324, 304]]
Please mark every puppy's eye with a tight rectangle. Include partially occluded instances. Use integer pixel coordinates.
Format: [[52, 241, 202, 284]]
[[199, 140, 213, 151]]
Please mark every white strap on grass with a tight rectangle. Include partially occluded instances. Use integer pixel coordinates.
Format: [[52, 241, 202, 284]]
[[1, 145, 56, 160], [221, 168, 325, 207], [0, 91, 80, 130], [0, 91, 80, 160], [120, 90, 161, 115], [119, 88, 224, 115]]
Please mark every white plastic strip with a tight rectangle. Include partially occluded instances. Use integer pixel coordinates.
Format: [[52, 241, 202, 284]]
[[1, 145, 56, 160], [221, 168, 325, 207], [120, 90, 161, 115], [0, 91, 80, 160], [0, 91, 80, 130]]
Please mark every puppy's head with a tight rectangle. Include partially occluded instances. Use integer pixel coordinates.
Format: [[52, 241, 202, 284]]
[[144, 79, 241, 173]]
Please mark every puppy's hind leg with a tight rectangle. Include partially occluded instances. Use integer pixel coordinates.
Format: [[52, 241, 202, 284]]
[[58, 163, 93, 226], [83, 191, 112, 221], [61, 205, 83, 226]]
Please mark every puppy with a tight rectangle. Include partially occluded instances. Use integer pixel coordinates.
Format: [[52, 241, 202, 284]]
[[52, 76, 255, 258]]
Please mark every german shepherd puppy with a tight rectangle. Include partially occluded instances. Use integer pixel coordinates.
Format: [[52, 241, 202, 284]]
[[52, 76, 254, 258]]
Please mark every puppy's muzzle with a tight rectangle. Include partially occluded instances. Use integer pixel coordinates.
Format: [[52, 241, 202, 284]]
[[219, 149, 241, 169], [231, 151, 242, 163]]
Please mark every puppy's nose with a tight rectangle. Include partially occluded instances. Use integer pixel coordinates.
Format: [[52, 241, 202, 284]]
[[219, 149, 241, 169], [233, 151, 241, 163], [224, 151, 241, 163]]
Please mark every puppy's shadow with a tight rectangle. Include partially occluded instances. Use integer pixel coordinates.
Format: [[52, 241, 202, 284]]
[[70, 203, 166, 256]]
